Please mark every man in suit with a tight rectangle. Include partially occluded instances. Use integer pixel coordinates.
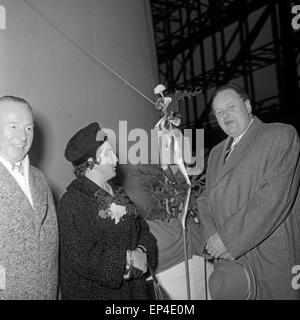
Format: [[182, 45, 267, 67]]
[[0, 96, 58, 300], [197, 84, 300, 299]]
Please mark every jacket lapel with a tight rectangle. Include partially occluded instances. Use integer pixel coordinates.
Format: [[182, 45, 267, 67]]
[[0, 162, 48, 235], [0, 162, 23, 194], [212, 117, 262, 188], [28, 167, 48, 230], [207, 137, 229, 192], [0, 162, 37, 230], [0, 162, 33, 208]]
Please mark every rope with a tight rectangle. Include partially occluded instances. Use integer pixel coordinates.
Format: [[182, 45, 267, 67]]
[[23, 0, 155, 105]]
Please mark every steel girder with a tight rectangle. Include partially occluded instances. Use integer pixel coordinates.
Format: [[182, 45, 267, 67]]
[[150, 0, 299, 136]]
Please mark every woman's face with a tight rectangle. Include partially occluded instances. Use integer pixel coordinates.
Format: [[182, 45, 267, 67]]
[[93, 141, 118, 182]]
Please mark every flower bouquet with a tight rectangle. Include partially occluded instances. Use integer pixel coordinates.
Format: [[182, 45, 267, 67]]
[[130, 165, 206, 222]]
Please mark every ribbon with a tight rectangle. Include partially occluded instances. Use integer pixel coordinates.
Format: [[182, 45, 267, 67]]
[[154, 117, 191, 187]]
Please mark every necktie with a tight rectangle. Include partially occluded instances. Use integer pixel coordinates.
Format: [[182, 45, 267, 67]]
[[224, 138, 238, 162], [11, 162, 24, 175]]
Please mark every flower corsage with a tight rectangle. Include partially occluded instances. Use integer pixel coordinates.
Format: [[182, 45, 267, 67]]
[[98, 202, 127, 224], [94, 186, 139, 224]]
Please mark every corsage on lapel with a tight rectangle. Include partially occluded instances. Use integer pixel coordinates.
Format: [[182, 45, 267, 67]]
[[98, 202, 127, 224], [93, 186, 139, 224]]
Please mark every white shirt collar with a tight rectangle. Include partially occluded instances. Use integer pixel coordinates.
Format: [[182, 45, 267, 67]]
[[0, 154, 33, 208], [232, 117, 254, 145], [0, 154, 30, 174]]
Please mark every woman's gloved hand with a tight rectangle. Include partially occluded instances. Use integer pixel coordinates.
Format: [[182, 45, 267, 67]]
[[124, 247, 148, 280]]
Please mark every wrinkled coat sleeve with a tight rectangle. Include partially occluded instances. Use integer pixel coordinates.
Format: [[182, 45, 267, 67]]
[[58, 195, 128, 289], [218, 126, 300, 258]]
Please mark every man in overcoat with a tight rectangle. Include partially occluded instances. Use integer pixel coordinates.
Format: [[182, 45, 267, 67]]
[[197, 84, 300, 299], [0, 96, 58, 300]]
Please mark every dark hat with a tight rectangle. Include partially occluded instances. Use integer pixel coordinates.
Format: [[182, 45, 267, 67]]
[[209, 256, 256, 300], [64, 122, 107, 165]]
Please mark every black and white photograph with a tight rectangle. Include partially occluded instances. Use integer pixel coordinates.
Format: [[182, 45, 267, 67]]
[[0, 0, 299, 305]]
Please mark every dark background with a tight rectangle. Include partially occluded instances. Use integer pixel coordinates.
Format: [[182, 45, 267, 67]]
[[150, 0, 300, 155]]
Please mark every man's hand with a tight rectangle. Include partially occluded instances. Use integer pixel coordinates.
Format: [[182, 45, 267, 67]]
[[220, 251, 234, 261], [205, 232, 229, 259]]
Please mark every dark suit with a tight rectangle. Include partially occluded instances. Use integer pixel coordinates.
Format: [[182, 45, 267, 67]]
[[198, 117, 300, 299]]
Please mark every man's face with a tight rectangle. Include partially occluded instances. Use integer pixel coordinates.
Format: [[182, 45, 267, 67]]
[[0, 101, 34, 163], [213, 89, 252, 138]]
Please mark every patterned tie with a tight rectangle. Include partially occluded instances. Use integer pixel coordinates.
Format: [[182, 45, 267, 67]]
[[224, 137, 237, 162], [11, 162, 24, 175]]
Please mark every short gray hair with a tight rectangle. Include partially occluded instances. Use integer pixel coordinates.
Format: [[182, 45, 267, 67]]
[[0, 95, 34, 116]]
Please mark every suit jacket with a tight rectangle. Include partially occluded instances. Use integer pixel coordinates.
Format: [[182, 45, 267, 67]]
[[57, 176, 157, 300], [0, 162, 59, 300], [198, 117, 300, 299]]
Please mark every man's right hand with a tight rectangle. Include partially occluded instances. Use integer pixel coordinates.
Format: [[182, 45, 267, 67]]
[[205, 232, 228, 259], [220, 251, 234, 260]]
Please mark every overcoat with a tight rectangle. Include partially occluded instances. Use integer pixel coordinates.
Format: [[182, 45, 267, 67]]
[[0, 163, 59, 300], [57, 176, 157, 300], [197, 117, 300, 299]]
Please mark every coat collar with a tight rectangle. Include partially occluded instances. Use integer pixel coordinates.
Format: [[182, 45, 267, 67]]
[[0, 162, 49, 232], [67, 175, 113, 201], [0, 161, 33, 207], [211, 116, 263, 188]]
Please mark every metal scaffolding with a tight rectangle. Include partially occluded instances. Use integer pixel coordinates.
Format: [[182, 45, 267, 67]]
[[150, 0, 300, 147]]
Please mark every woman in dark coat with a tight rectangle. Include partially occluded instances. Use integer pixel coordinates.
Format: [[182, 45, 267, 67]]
[[57, 122, 157, 300]]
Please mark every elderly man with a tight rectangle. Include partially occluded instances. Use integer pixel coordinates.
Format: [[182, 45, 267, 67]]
[[197, 83, 300, 299], [0, 96, 58, 300]]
